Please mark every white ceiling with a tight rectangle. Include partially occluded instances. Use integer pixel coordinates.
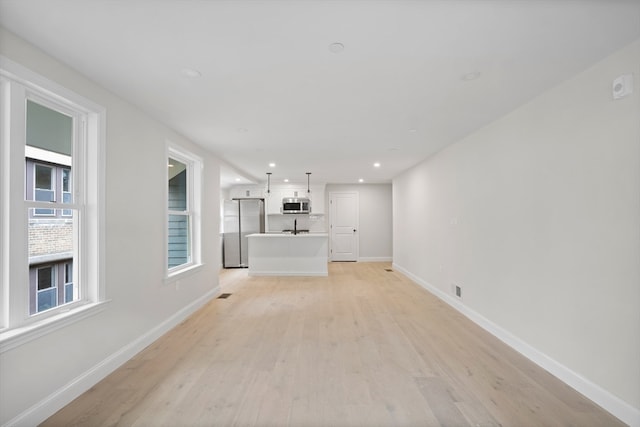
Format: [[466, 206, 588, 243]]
[[1, 1, 638, 187]]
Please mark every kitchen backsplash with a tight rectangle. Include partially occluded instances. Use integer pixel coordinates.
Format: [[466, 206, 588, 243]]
[[267, 214, 326, 232]]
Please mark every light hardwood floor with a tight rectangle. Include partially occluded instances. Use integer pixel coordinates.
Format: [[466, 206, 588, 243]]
[[42, 262, 624, 426]]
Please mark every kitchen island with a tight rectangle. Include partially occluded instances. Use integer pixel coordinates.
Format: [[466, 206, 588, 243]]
[[246, 233, 328, 276]]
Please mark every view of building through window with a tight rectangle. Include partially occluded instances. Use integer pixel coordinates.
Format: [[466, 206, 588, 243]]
[[25, 99, 78, 314], [168, 157, 189, 269]]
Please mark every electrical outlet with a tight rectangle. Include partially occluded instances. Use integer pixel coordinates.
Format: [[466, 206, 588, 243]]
[[613, 74, 633, 99]]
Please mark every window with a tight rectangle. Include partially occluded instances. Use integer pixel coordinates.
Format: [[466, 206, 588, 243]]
[[167, 146, 202, 276], [34, 163, 55, 215], [1, 57, 105, 344], [36, 265, 57, 313], [62, 168, 72, 217], [29, 260, 73, 314], [28, 160, 73, 217], [64, 261, 73, 303]]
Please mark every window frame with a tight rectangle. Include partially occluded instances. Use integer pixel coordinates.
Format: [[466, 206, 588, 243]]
[[0, 56, 106, 351], [166, 144, 202, 278]]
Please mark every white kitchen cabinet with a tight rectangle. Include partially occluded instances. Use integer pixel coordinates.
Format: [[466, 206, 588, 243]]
[[229, 185, 264, 199], [280, 187, 307, 199], [309, 185, 325, 214], [265, 192, 281, 215]]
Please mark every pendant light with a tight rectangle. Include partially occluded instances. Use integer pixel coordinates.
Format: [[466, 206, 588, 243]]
[[306, 172, 311, 194], [266, 172, 272, 196]]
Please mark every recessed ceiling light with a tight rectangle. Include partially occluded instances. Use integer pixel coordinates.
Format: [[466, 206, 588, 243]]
[[180, 67, 202, 79], [373, 162, 381, 168], [269, 163, 276, 168], [235, 178, 241, 182], [284, 179, 289, 183], [461, 71, 481, 81], [329, 42, 345, 53], [358, 178, 364, 183]]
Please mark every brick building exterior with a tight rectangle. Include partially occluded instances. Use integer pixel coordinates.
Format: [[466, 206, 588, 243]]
[[28, 219, 73, 258]]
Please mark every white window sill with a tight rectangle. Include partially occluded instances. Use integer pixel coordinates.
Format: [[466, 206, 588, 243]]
[[0, 300, 110, 354], [164, 263, 204, 284]]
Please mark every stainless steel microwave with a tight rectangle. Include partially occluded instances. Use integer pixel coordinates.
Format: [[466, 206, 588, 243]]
[[282, 197, 311, 214]]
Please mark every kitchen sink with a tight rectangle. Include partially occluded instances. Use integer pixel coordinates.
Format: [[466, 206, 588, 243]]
[[281, 229, 309, 234]]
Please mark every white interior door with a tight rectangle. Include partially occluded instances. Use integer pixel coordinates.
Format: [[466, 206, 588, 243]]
[[329, 191, 359, 261]]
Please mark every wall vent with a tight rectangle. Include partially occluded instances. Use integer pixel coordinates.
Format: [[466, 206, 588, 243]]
[[454, 285, 462, 299]]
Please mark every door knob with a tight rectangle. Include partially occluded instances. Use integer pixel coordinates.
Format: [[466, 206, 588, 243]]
[[353, 229, 357, 232]]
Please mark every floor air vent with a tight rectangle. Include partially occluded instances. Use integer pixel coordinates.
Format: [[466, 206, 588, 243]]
[[217, 293, 232, 299]]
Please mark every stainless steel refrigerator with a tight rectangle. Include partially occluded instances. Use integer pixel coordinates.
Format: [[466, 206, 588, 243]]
[[223, 198, 265, 268]]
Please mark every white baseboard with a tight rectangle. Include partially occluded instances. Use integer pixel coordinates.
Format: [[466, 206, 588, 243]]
[[358, 257, 393, 262], [5, 287, 221, 427], [392, 262, 640, 427]]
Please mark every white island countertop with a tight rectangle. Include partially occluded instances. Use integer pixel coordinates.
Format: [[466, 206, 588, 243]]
[[247, 233, 328, 276], [249, 232, 328, 238]]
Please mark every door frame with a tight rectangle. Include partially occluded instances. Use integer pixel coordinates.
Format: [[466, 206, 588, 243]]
[[329, 191, 359, 262]]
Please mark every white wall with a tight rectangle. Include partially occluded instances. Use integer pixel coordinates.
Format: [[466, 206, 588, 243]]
[[393, 40, 640, 424], [0, 28, 222, 425], [327, 184, 393, 261]]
